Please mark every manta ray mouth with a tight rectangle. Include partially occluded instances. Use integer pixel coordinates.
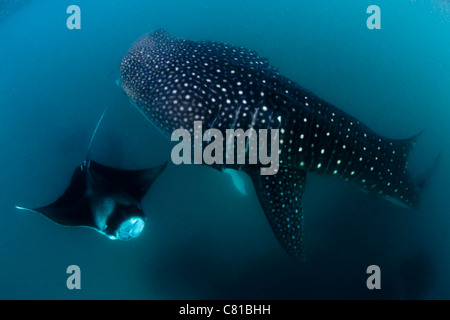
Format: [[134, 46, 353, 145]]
[[116, 217, 146, 240]]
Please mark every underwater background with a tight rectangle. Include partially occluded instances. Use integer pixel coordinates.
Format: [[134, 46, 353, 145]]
[[0, 0, 449, 299]]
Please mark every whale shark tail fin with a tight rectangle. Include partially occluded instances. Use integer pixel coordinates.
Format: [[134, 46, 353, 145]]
[[415, 153, 441, 192], [388, 150, 440, 210], [391, 130, 423, 167], [380, 130, 426, 209]]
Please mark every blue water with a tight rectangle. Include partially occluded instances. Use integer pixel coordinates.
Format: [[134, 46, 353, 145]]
[[0, 0, 449, 299]]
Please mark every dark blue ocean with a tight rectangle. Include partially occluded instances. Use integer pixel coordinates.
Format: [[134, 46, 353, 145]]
[[0, 0, 449, 299]]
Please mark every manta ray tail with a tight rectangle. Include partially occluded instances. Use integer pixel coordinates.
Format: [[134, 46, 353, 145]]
[[85, 107, 108, 166]]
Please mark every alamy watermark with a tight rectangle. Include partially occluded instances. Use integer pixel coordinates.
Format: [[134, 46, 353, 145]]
[[171, 121, 280, 176], [367, 5, 381, 30], [366, 265, 381, 290], [66, 5, 81, 30], [66, 265, 81, 290]]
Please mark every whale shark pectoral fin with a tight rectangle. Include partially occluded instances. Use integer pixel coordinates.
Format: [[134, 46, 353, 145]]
[[223, 169, 249, 196], [246, 166, 306, 257]]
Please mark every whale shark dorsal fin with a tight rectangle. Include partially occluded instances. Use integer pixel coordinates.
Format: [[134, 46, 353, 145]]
[[223, 169, 249, 196], [246, 166, 306, 257]]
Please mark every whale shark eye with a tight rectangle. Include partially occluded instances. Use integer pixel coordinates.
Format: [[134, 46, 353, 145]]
[[117, 217, 145, 240]]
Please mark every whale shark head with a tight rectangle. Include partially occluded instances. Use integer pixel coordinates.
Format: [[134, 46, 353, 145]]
[[120, 30, 176, 115], [119, 29, 277, 137]]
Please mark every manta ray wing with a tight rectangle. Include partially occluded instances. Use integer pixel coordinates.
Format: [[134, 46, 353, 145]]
[[88, 160, 168, 202], [17, 166, 96, 227]]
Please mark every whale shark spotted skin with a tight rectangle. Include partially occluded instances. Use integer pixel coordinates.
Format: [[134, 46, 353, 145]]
[[119, 29, 420, 256]]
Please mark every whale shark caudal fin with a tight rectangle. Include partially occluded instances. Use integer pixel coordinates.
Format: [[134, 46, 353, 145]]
[[415, 153, 441, 192], [381, 131, 423, 209], [245, 166, 306, 257]]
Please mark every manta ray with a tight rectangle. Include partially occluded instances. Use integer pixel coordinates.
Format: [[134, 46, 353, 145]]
[[119, 29, 425, 256], [16, 110, 167, 240], [17, 160, 167, 240]]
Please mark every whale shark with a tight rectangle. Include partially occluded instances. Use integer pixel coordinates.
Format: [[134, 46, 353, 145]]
[[119, 29, 423, 256]]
